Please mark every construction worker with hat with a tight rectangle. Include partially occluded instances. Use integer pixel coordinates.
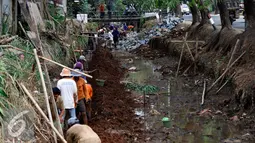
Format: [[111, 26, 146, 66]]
[[57, 68, 79, 129]]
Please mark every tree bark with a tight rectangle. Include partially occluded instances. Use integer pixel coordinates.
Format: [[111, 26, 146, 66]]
[[175, 3, 182, 18], [199, 0, 210, 25], [244, 0, 255, 29], [189, 3, 200, 25], [217, 0, 232, 29]]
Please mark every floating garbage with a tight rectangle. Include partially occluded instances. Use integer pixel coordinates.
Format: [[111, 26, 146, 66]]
[[162, 117, 171, 128]]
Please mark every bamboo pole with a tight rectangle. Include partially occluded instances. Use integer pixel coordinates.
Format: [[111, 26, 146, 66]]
[[175, 42, 185, 78], [185, 42, 195, 61], [21, 84, 67, 143], [207, 51, 246, 93], [201, 80, 206, 105], [227, 39, 240, 69], [33, 49, 55, 138], [0, 45, 93, 78], [216, 72, 236, 94]]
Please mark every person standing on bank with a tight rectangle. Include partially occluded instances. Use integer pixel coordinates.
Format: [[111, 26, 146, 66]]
[[57, 68, 78, 127], [99, 3, 105, 18], [112, 27, 120, 48], [72, 69, 88, 125]]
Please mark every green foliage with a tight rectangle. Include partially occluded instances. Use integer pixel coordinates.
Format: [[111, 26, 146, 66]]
[[125, 82, 160, 94], [197, 0, 213, 10], [1, 14, 9, 35], [48, 3, 65, 26], [85, 22, 98, 31], [0, 62, 11, 119]]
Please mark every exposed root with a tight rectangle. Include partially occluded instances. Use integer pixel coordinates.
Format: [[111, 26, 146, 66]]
[[189, 23, 214, 40]]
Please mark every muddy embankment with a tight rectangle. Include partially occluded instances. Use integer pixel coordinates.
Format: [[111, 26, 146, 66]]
[[148, 23, 255, 120]]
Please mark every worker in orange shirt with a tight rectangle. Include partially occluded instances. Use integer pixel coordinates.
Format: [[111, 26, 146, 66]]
[[84, 79, 93, 121], [99, 3, 105, 18], [72, 69, 88, 125]]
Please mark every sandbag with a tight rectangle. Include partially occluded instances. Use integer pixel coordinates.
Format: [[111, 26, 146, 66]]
[[66, 124, 101, 143]]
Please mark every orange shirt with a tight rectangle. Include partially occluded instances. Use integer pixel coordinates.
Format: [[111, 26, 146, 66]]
[[85, 84, 93, 100], [99, 4, 104, 12], [73, 77, 87, 101]]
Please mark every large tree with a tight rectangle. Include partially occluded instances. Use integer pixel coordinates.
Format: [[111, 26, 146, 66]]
[[188, 0, 200, 25], [244, 0, 255, 29], [217, 0, 232, 29]]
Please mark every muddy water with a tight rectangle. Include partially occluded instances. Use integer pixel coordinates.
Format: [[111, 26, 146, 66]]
[[114, 51, 245, 143]]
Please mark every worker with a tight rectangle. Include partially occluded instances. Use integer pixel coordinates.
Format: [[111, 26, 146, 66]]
[[85, 80, 93, 121], [79, 55, 88, 71], [107, 1, 112, 19], [66, 124, 101, 143], [51, 87, 65, 127], [112, 27, 120, 48], [128, 25, 134, 31], [99, 3, 105, 18], [57, 68, 78, 129], [72, 69, 88, 125]]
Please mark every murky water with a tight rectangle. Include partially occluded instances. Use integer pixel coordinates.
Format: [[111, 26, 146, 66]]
[[114, 51, 244, 143]]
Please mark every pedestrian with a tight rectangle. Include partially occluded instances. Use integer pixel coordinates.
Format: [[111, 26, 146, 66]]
[[72, 69, 88, 125], [84, 80, 93, 121], [112, 27, 120, 48], [99, 3, 105, 18], [57, 68, 78, 129], [51, 87, 65, 128], [107, 3, 112, 19], [66, 124, 101, 143]]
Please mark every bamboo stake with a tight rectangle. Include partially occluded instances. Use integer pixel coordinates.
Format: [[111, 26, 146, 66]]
[[182, 63, 193, 75], [170, 40, 205, 43], [207, 51, 246, 92], [33, 49, 54, 138], [201, 80, 207, 105], [194, 37, 198, 74], [185, 42, 195, 61], [0, 45, 93, 78], [216, 72, 236, 94], [175, 41, 185, 78], [21, 84, 67, 143], [175, 33, 188, 78], [227, 39, 240, 69]]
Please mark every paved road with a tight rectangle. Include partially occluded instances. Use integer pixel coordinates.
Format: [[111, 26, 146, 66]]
[[183, 14, 245, 29]]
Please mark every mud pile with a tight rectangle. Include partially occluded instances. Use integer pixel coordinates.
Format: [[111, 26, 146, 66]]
[[87, 48, 143, 142]]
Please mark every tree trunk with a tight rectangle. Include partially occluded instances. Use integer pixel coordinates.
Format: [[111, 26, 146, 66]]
[[175, 3, 182, 18], [217, 0, 232, 29], [199, 0, 210, 25], [244, 0, 255, 29], [214, 0, 219, 14], [189, 3, 200, 25]]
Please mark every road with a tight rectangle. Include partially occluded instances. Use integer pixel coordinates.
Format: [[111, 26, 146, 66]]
[[183, 14, 245, 30]]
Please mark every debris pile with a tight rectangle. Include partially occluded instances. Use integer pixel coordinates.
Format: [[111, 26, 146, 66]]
[[117, 17, 184, 51]]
